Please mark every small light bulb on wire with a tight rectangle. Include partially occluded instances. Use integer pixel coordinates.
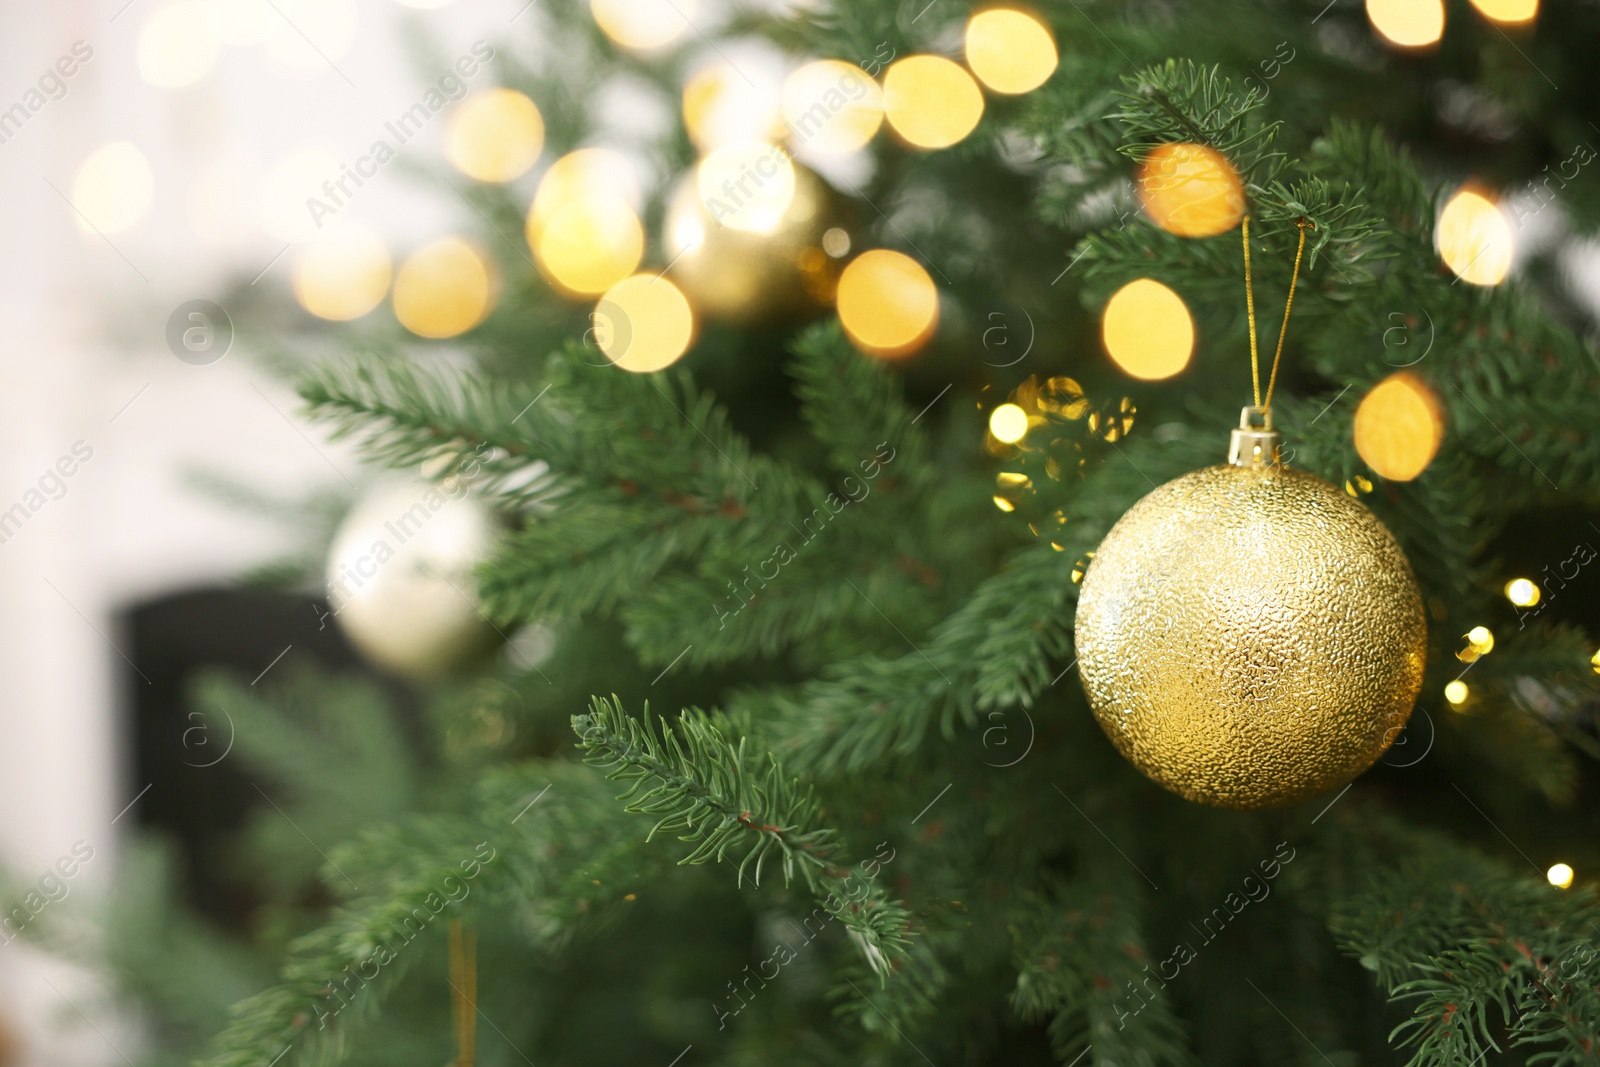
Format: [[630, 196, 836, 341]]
[[1504, 578, 1540, 608], [989, 403, 1029, 444]]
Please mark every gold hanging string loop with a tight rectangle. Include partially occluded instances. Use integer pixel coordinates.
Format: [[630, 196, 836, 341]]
[[1263, 218, 1311, 418], [449, 918, 477, 1067], [1242, 216, 1260, 408]]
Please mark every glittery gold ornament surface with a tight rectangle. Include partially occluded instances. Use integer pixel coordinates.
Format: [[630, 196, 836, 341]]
[[1074, 461, 1426, 810]]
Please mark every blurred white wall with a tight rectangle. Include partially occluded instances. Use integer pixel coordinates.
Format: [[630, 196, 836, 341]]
[[0, 0, 526, 1061]]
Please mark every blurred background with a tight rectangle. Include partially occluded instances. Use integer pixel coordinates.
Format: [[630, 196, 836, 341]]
[[0, 1, 546, 1058], [3, 0, 1600, 1062]]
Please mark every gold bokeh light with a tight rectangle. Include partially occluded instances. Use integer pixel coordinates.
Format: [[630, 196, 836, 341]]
[[882, 56, 984, 150], [1138, 143, 1245, 239], [1466, 626, 1494, 654], [964, 9, 1058, 95], [1438, 187, 1513, 286], [1352, 372, 1444, 481], [989, 403, 1030, 444], [1101, 279, 1194, 380], [73, 141, 154, 235], [1444, 680, 1468, 706], [527, 151, 643, 294], [393, 237, 495, 339], [594, 273, 695, 373], [532, 195, 644, 296], [782, 60, 884, 154], [836, 250, 939, 358], [446, 89, 545, 183], [1469, 0, 1536, 23], [292, 223, 392, 321], [590, 0, 694, 51], [1366, 0, 1446, 46], [697, 141, 796, 233], [529, 148, 641, 235], [138, 0, 221, 88], [1547, 863, 1574, 889], [1505, 578, 1540, 608]]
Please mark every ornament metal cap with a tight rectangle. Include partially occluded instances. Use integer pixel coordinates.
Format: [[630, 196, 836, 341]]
[[1228, 406, 1281, 468]]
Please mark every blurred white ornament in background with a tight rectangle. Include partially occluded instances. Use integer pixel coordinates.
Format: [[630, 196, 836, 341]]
[[697, 140, 796, 232], [325, 480, 502, 679]]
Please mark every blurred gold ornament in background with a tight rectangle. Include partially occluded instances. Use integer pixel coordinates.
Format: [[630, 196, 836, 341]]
[[393, 237, 495, 338], [697, 141, 796, 233], [1366, 0, 1446, 47], [663, 164, 844, 321], [293, 222, 392, 321], [1138, 143, 1245, 238], [590, 0, 694, 51], [326, 480, 503, 679], [1437, 187, 1513, 286], [1076, 452, 1427, 809], [782, 61, 884, 153], [882, 56, 984, 149], [965, 9, 1058, 95], [446, 89, 545, 183], [1101, 278, 1194, 380], [594, 273, 696, 372], [1352, 372, 1444, 481], [836, 249, 939, 357]]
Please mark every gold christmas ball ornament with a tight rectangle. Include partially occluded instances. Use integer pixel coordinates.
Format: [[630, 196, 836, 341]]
[[662, 162, 844, 322], [326, 479, 503, 679], [1074, 409, 1427, 810]]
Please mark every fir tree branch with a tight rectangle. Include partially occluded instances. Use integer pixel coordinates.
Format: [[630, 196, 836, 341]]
[[1011, 871, 1195, 1066], [571, 697, 913, 977], [1322, 812, 1600, 1067]]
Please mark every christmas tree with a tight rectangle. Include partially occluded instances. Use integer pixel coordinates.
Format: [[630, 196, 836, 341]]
[[67, 0, 1600, 1064]]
